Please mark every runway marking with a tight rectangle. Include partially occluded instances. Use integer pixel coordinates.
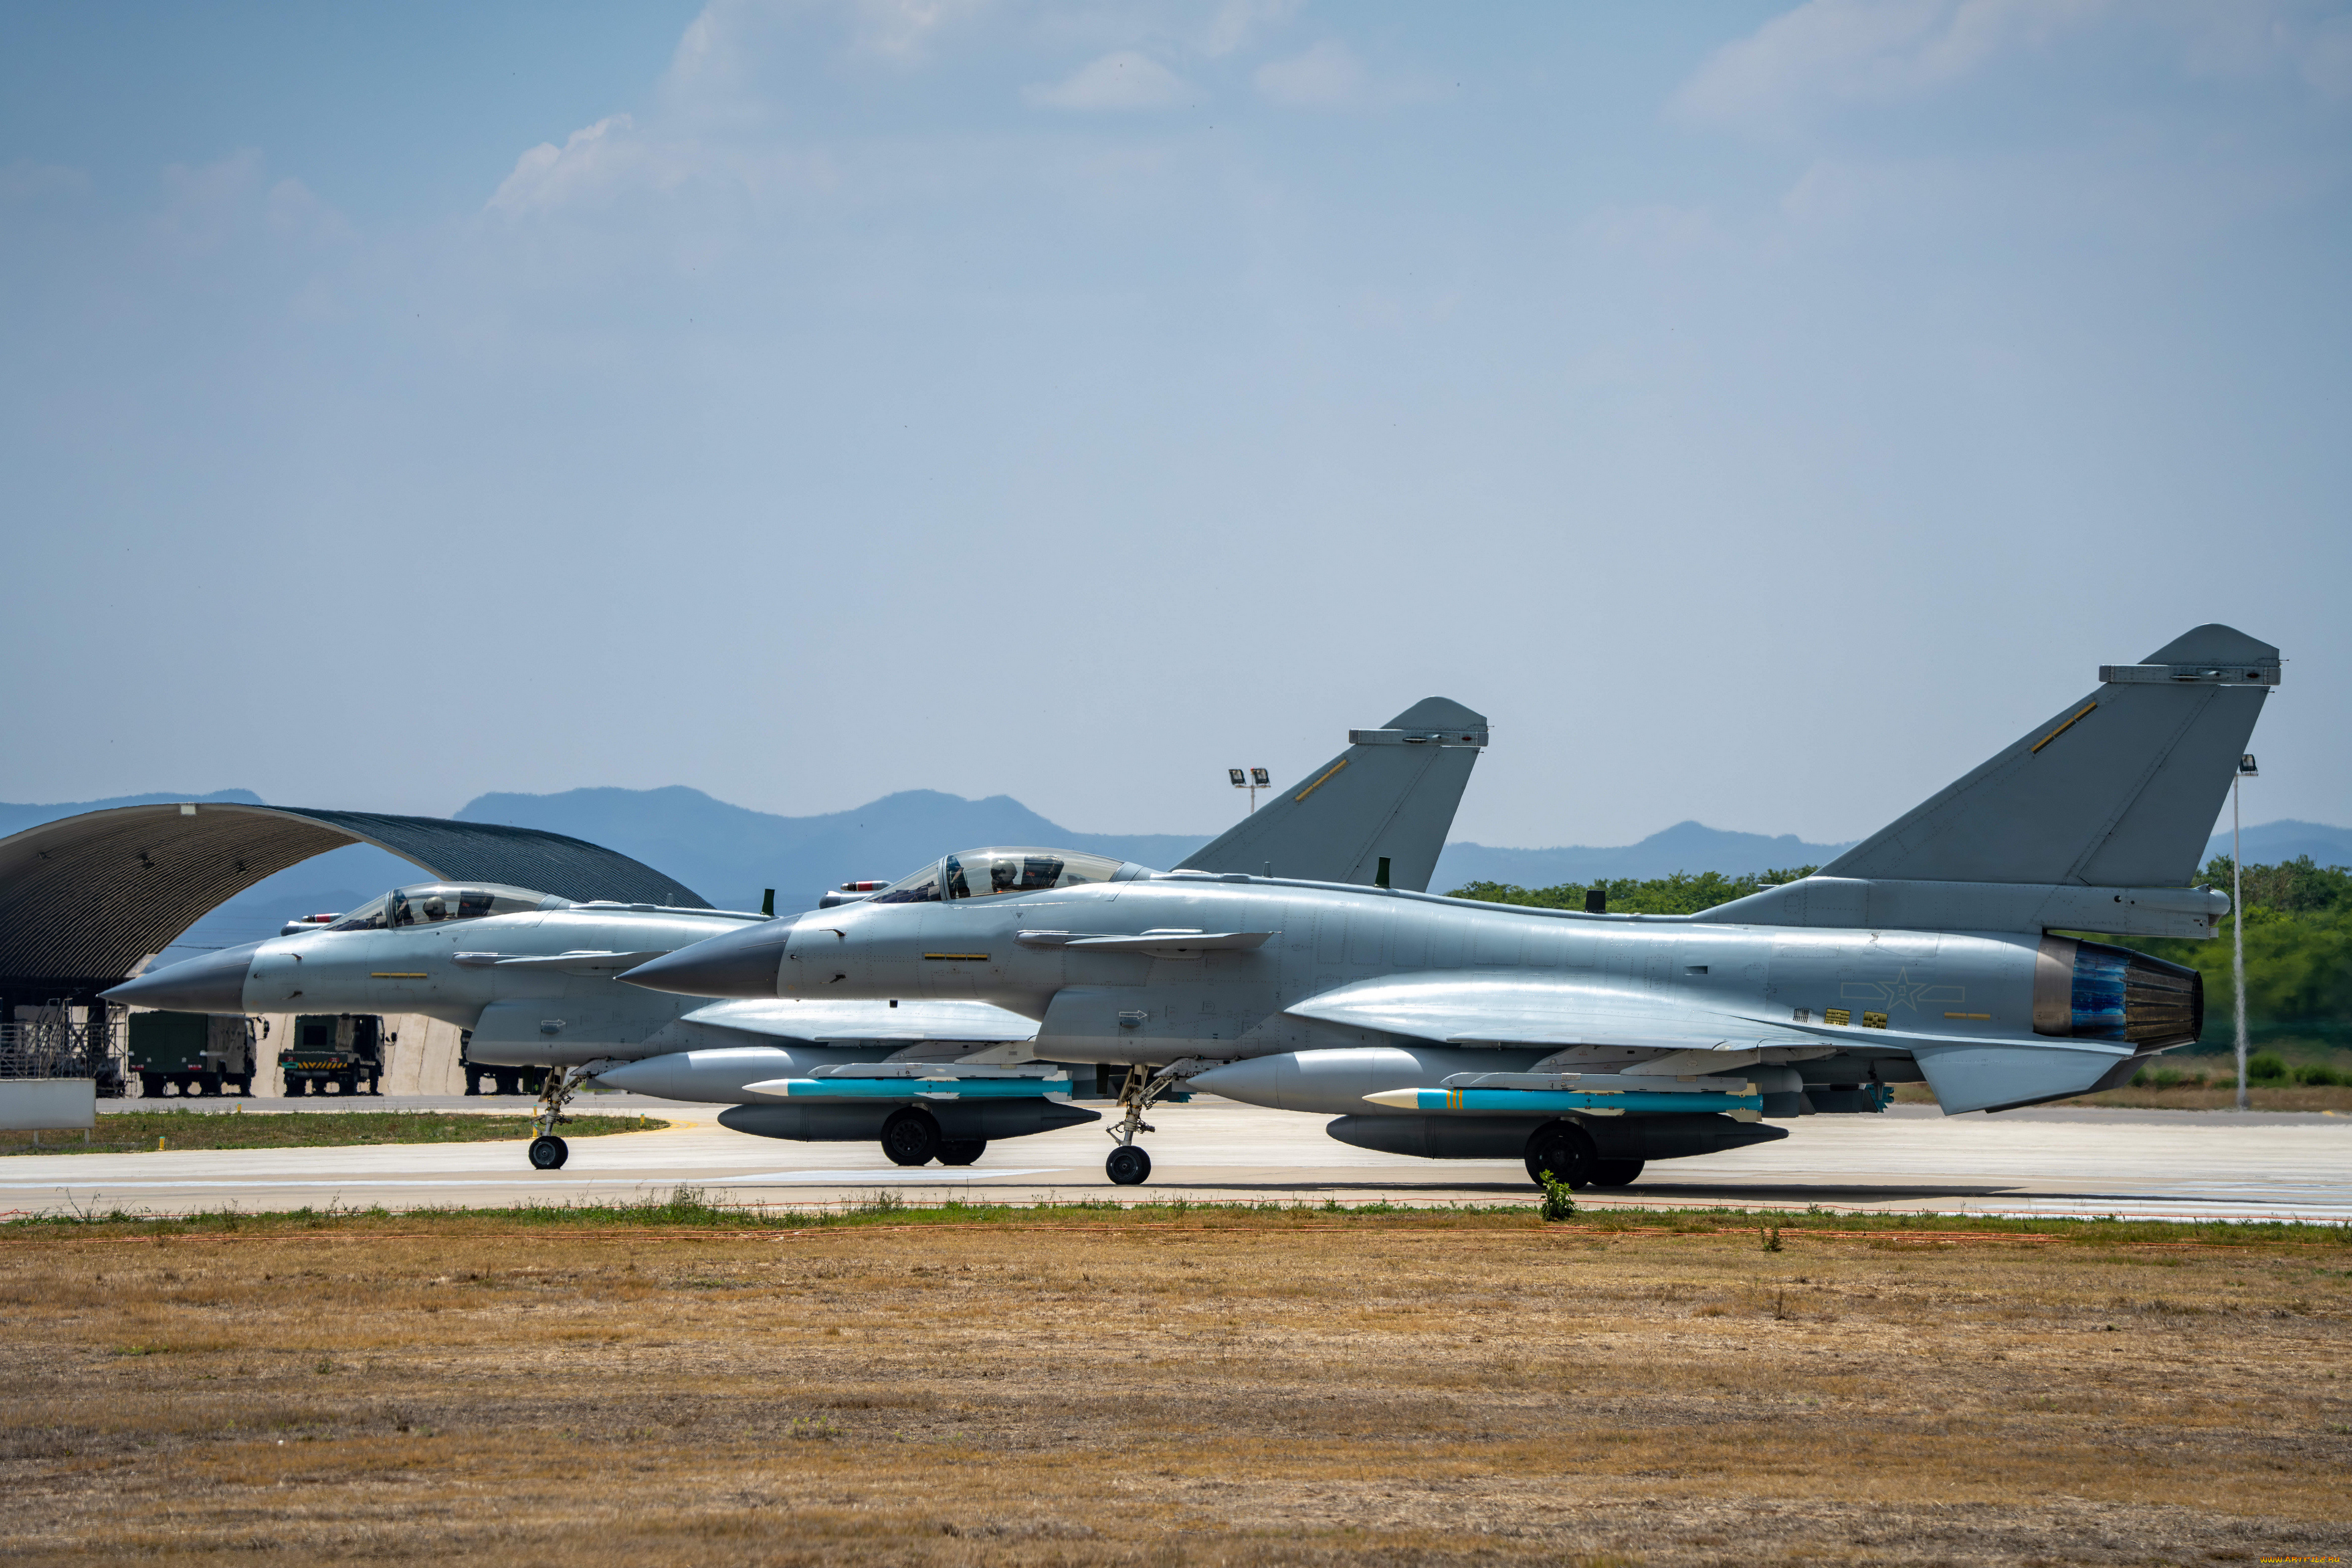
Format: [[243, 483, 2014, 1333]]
[[0, 1169, 1066, 1191]]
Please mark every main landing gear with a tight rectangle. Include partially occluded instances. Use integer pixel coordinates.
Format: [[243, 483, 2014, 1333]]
[[524, 1063, 602, 1171], [1103, 1063, 1202, 1186], [879, 1107, 989, 1168], [1523, 1119, 1643, 1191]]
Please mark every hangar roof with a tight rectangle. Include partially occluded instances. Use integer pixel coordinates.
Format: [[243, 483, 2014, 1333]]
[[0, 802, 708, 982]]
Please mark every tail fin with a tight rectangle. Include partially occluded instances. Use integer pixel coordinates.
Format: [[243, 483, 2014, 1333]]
[[1177, 698, 1488, 891], [1822, 625, 2278, 888]]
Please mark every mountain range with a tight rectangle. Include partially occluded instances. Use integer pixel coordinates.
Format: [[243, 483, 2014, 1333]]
[[6, 786, 2346, 963]]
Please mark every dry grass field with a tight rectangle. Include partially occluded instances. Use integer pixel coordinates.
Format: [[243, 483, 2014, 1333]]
[[3, 1201, 2347, 1566]]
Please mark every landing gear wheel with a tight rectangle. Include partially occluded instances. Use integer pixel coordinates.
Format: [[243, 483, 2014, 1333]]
[[937, 1139, 987, 1166], [1588, 1158, 1645, 1189], [1525, 1120, 1599, 1190], [881, 1109, 941, 1167], [1106, 1145, 1152, 1186], [529, 1135, 569, 1170]]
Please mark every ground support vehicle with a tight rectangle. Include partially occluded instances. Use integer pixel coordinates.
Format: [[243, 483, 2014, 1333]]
[[279, 1014, 387, 1096], [459, 1030, 548, 1097], [129, 1010, 258, 1096]]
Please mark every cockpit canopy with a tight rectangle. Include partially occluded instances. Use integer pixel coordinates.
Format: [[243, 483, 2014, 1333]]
[[327, 882, 567, 932], [869, 848, 1135, 905]]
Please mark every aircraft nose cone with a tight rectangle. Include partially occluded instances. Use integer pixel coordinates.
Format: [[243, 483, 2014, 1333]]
[[101, 943, 258, 1013], [618, 920, 794, 999]]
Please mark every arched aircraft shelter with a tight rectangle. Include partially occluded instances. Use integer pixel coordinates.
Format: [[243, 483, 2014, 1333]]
[[0, 802, 707, 1016]]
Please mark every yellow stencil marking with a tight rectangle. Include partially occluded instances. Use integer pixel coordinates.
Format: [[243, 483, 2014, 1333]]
[[2031, 701, 2098, 754], [371, 973, 428, 979], [1945, 1011, 1991, 1020], [1294, 758, 1349, 802], [1825, 1008, 1852, 1026]]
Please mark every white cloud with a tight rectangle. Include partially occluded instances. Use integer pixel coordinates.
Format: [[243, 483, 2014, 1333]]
[[1254, 38, 1431, 110], [154, 149, 265, 254], [1672, 0, 2113, 129], [489, 116, 648, 214], [1023, 50, 1189, 110], [1254, 38, 1368, 108], [265, 177, 354, 244], [1202, 0, 1302, 58], [2302, 17, 2352, 99], [844, 0, 993, 62], [1674, 0, 2352, 133]]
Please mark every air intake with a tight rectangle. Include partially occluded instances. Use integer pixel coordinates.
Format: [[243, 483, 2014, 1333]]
[[2032, 936, 2202, 1047]]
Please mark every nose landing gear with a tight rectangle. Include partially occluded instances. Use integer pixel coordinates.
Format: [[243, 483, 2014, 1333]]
[[524, 1062, 607, 1170], [1102, 1061, 1209, 1186]]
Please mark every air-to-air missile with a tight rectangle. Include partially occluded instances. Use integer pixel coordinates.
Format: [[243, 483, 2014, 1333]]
[[621, 626, 2275, 1192], [106, 698, 1488, 1173]]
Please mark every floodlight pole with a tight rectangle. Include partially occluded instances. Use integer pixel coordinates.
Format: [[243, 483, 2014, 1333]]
[[2232, 766, 2248, 1112]]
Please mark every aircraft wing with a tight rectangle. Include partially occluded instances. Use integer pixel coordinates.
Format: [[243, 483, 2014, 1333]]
[[1283, 972, 1818, 1054], [677, 998, 1038, 1046]]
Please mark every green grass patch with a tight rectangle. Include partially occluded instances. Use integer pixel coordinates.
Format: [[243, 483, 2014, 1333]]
[[4, 1185, 2345, 1253], [0, 1109, 667, 1156]]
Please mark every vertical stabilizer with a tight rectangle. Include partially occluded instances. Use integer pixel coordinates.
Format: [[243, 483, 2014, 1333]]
[[1822, 625, 2278, 888], [1177, 698, 1488, 891]]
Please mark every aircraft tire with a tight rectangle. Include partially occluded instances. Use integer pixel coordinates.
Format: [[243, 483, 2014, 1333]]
[[1524, 1121, 1599, 1190], [937, 1139, 987, 1166], [1106, 1145, 1152, 1186], [881, 1109, 941, 1167], [529, 1135, 569, 1170], [1588, 1159, 1645, 1189]]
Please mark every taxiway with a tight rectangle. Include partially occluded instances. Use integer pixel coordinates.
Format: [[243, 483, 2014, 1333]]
[[2, 1096, 2345, 1223]]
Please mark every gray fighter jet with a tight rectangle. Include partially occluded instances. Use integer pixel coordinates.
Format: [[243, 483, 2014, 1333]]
[[622, 627, 2273, 1189], [104, 699, 1488, 1170]]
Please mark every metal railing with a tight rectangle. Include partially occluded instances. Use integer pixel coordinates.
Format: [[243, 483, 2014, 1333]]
[[0, 1011, 127, 1092]]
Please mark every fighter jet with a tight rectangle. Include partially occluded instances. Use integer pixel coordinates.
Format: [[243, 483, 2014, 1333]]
[[621, 627, 2272, 1189], [105, 698, 1490, 1172]]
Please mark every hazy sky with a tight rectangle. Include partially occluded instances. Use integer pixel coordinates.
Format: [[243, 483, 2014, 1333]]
[[5, 1, 2346, 848]]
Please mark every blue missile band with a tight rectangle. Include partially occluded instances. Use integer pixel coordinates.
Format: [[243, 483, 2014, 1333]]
[[762, 1077, 1073, 1099], [1396, 1087, 1762, 1115]]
